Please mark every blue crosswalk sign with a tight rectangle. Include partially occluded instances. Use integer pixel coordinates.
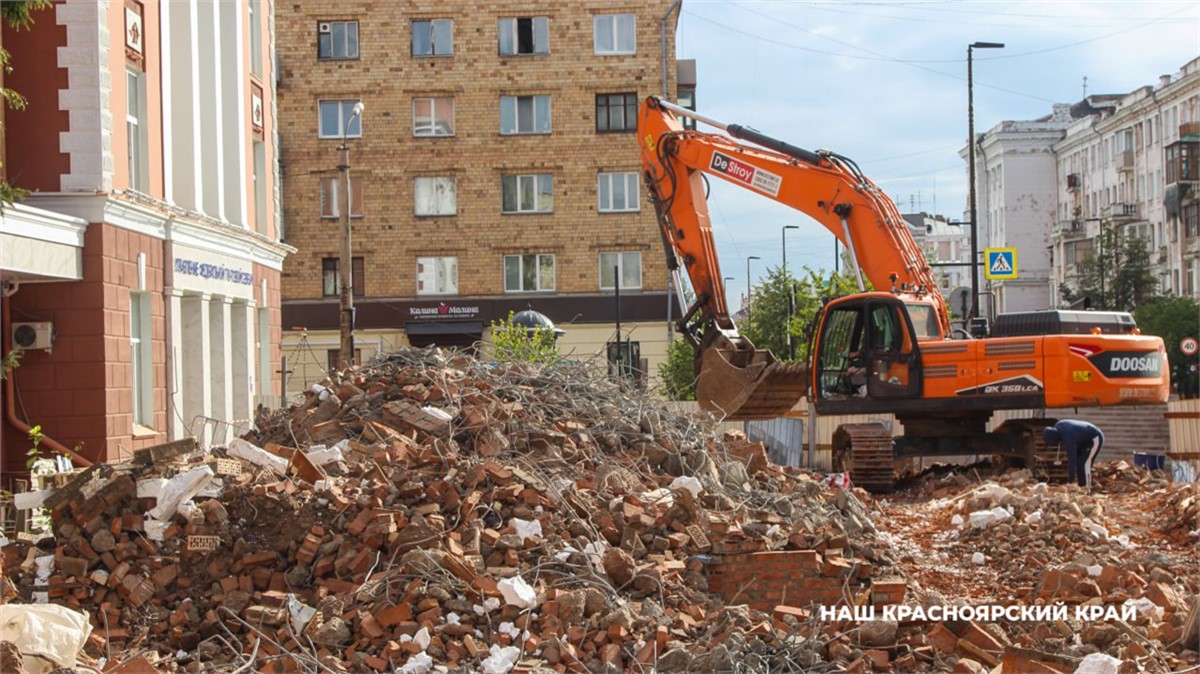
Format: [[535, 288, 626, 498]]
[[985, 248, 1017, 280]]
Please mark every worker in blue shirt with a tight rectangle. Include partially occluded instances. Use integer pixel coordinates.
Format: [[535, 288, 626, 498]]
[[1043, 420, 1105, 490]]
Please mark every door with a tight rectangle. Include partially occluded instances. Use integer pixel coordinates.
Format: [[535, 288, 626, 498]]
[[863, 301, 921, 398]]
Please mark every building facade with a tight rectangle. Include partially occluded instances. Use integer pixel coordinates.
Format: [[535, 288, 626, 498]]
[[0, 0, 288, 477], [275, 2, 685, 397], [960, 57, 1200, 318], [970, 104, 1076, 315], [1052, 58, 1200, 305]]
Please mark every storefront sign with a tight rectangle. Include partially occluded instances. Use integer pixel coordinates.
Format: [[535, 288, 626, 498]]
[[408, 302, 481, 320]]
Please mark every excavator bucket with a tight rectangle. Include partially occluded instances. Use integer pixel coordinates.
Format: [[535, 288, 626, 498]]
[[695, 345, 809, 420]]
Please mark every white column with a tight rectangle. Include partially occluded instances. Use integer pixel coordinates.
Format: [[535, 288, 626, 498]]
[[208, 296, 233, 444], [181, 293, 211, 445], [166, 289, 185, 439], [231, 301, 254, 425], [197, 0, 219, 217], [220, 0, 248, 226]]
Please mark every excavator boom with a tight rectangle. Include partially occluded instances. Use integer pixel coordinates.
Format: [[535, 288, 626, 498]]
[[639, 96, 947, 419]]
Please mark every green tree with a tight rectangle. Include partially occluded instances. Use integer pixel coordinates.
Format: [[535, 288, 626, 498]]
[[0, 0, 51, 208], [487, 312, 560, 364], [1134, 295, 1200, 397], [1061, 229, 1158, 311], [657, 335, 696, 400], [742, 265, 865, 362]]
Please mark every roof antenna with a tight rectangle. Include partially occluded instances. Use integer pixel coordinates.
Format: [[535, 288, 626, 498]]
[[1082, 75, 1088, 99]]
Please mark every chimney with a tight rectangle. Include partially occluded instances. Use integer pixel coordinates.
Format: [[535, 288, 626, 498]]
[[1159, 75, 1172, 89]]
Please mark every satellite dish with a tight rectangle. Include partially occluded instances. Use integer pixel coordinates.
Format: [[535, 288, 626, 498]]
[[948, 287, 971, 319]]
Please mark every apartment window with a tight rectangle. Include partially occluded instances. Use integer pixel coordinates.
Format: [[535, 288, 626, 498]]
[[499, 17, 548, 55], [416, 257, 458, 295], [596, 93, 637, 132], [501, 174, 553, 213], [130, 291, 153, 428], [413, 97, 454, 136], [414, 177, 456, 216], [500, 95, 551, 135], [504, 254, 555, 292], [1185, 203, 1200, 239], [593, 13, 635, 55], [598, 172, 639, 212], [599, 252, 642, 290], [253, 140, 267, 234], [249, 1, 263, 75], [126, 68, 148, 192], [318, 100, 362, 138], [318, 20, 358, 59], [319, 177, 363, 218], [412, 19, 452, 56], [322, 257, 365, 297]]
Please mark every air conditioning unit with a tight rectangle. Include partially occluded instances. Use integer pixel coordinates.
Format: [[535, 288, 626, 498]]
[[318, 22, 332, 34], [11, 322, 54, 351]]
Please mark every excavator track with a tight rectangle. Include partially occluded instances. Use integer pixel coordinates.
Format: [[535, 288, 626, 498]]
[[993, 418, 1068, 484], [831, 423, 896, 493]]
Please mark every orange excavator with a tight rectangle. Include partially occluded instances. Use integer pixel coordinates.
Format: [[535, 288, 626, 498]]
[[638, 96, 1170, 491]]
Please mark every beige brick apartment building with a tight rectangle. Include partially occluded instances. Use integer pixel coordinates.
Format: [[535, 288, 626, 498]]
[[276, 1, 689, 396]]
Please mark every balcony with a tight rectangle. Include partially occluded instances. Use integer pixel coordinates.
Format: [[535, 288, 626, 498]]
[[1102, 202, 1139, 224], [1181, 121, 1200, 139], [1115, 150, 1134, 172]]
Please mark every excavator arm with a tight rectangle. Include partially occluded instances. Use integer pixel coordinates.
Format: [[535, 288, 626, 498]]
[[639, 96, 950, 418]]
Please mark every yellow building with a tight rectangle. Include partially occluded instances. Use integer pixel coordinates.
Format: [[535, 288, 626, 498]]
[[276, 2, 691, 397]]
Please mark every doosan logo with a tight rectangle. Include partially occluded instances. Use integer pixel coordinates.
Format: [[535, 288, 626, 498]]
[[1109, 355, 1159, 373]]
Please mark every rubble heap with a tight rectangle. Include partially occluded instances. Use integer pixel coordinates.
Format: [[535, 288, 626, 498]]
[[3, 348, 889, 674]]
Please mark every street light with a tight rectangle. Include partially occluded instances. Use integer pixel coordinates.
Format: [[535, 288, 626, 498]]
[[723, 276, 734, 297], [967, 41, 1003, 323], [782, 225, 799, 358], [337, 101, 365, 369], [746, 256, 761, 305]]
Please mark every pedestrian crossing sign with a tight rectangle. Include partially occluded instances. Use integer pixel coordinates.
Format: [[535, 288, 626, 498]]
[[985, 247, 1018, 280]]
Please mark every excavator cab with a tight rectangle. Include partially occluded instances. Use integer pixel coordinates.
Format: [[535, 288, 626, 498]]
[[813, 294, 923, 412]]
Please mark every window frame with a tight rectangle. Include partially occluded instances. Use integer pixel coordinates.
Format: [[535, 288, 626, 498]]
[[593, 13, 635, 55], [130, 291, 153, 428], [597, 171, 640, 212], [416, 256, 459, 296], [412, 18, 453, 57], [319, 176, 364, 219], [501, 174, 554, 214], [414, 176, 457, 216], [126, 67, 149, 192], [318, 99, 363, 139], [321, 256, 365, 298], [595, 92, 637, 133], [413, 96, 455, 137], [317, 19, 359, 60], [599, 251, 642, 291], [500, 95, 552, 135], [504, 253, 556, 293], [498, 16, 549, 55]]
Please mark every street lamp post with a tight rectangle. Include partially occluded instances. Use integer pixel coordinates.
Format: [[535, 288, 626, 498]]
[[782, 225, 798, 358], [337, 101, 365, 369], [967, 41, 1003, 323], [746, 256, 761, 306]]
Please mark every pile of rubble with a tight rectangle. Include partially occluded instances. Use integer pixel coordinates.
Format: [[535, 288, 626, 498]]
[[2, 348, 892, 674], [888, 468, 1200, 674]]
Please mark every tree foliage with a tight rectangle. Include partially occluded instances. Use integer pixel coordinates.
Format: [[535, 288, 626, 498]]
[[741, 266, 866, 362], [487, 312, 561, 365], [1060, 230, 1159, 312], [1133, 295, 1200, 397], [657, 335, 696, 401]]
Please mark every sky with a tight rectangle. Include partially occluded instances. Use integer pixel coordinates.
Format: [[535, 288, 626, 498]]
[[672, 0, 1200, 304]]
